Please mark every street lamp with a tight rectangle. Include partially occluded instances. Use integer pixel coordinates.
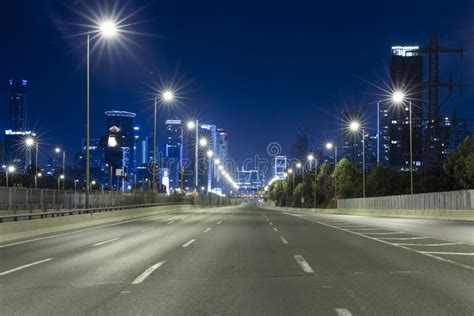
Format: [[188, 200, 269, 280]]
[[307, 154, 317, 208], [325, 142, 338, 203], [206, 150, 214, 158], [58, 174, 65, 191], [6, 165, 15, 187], [288, 168, 294, 206], [25, 137, 39, 189], [348, 120, 366, 198], [55, 147, 66, 190], [392, 90, 414, 195], [85, 20, 119, 208], [152, 90, 174, 194], [199, 138, 208, 147], [187, 120, 200, 191]]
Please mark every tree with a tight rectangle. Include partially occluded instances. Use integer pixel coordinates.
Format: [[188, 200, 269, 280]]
[[333, 158, 362, 198], [366, 166, 409, 197], [443, 137, 474, 189]]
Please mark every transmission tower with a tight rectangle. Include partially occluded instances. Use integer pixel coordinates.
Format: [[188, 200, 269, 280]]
[[417, 33, 464, 169]]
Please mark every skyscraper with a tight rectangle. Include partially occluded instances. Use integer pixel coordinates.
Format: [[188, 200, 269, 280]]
[[3, 78, 34, 169], [102, 111, 136, 190], [9, 78, 28, 131], [388, 46, 423, 170], [164, 119, 183, 191]]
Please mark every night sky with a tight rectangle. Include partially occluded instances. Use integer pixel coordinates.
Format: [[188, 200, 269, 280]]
[[1, 0, 473, 169]]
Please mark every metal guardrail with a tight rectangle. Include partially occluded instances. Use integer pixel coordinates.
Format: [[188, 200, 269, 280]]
[[0, 202, 192, 223]]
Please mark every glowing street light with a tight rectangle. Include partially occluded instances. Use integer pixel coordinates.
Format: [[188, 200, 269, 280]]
[[99, 21, 118, 37], [206, 150, 214, 158], [214, 158, 221, 165], [349, 121, 361, 132], [307, 154, 314, 162], [187, 121, 196, 129], [25, 137, 35, 147], [392, 90, 405, 104], [162, 90, 174, 102], [199, 138, 208, 147]]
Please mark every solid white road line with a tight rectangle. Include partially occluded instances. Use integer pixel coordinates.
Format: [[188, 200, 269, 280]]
[[350, 228, 388, 231], [0, 211, 181, 249], [280, 236, 288, 244], [294, 255, 314, 273], [182, 239, 196, 247], [92, 237, 119, 247], [273, 227, 278, 232], [167, 220, 175, 225], [0, 258, 53, 276], [131, 261, 165, 284], [420, 251, 474, 255], [396, 242, 462, 247], [363, 232, 405, 235], [217, 221, 222, 224], [380, 237, 429, 240], [281, 212, 474, 271], [204, 227, 212, 233], [335, 308, 353, 316]]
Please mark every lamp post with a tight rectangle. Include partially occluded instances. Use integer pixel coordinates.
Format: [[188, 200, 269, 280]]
[[187, 120, 199, 192], [199, 137, 208, 193], [151, 90, 174, 194], [288, 168, 294, 206], [325, 142, 338, 203], [58, 174, 65, 191], [6, 165, 15, 188], [392, 91, 414, 195], [307, 154, 317, 208], [84, 21, 119, 208], [349, 121, 366, 198], [55, 147, 66, 190], [25, 137, 39, 189]]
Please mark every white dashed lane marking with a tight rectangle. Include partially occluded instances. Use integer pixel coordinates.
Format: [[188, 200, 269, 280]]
[[280, 236, 288, 244], [0, 258, 53, 276], [294, 255, 314, 274], [182, 239, 196, 248], [131, 261, 165, 284], [92, 238, 119, 247], [335, 308, 353, 316]]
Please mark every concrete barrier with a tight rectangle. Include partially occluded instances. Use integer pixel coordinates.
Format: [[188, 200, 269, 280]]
[[261, 205, 474, 221], [0, 204, 194, 244]]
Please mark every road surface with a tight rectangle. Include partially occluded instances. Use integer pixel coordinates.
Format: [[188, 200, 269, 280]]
[[1, 203, 473, 315]]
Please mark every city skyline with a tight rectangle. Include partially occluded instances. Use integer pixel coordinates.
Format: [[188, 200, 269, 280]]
[[0, 1, 472, 167]]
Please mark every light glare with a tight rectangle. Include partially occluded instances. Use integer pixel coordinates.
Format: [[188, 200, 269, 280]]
[[99, 21, 118, 37]]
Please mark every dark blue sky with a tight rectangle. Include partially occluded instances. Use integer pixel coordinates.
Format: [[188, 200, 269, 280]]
[[1, 0, 473, 166]]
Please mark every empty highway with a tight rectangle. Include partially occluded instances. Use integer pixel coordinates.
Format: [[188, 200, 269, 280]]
[[1, 204, 473, 315]]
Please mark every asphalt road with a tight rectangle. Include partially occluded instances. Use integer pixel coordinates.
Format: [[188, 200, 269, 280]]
[[0, 203, 473, 315]]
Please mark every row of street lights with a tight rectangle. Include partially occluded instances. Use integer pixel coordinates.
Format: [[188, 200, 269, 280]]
[[266, 89, 414, 205]]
